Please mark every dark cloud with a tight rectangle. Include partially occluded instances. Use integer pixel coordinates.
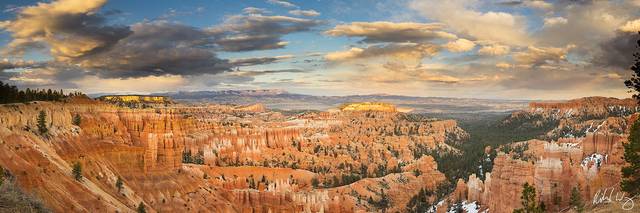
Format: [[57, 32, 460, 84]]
[[74, 21, 231, 78], [2, 1, 317, 82], [594, 32, 639, 70], [215, 35, 287, 52], [230, 55, 293, 67], [239, 69, 308, 77], [210, 14, 323, 52], [496, 1, 523, 6]]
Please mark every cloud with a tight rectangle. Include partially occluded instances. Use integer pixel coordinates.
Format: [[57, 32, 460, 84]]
[[543, 17, 568, 28], [325, 43, 440, 62], [0, 0, 132, 61], [184, 69, 308, 87], [593, 31, 638, 70], [356, 62, 494, 85], [619, 19, 640, 32], [325, 21, 457, 43], [496, 62, 512, 68], [289, 9, 320, 17], [443, 39, 476, 52], [410, 0, 531, 46], [496, 0, 552, 10], [534, 1, 631, 48], [242, 7, 270, 15], [267, 0, 297, 8], [76, 75, 186, 93], [478, 44, 511, 55], [0, 0, 233, 79], [237, 69, 309, 77], [513, 44, 575, 67], [0, 59, 44, 71], [230, 55, 294, 67], [525, 0, 553, 10], [1, 1, 324, 82], [497, 64, 624, 92], [211, 14, 322, 51], [71, 21, 230, 78]]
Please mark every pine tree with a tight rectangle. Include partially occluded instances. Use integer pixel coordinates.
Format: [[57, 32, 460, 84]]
[[622, 30, 640, 198], [115, 177, 124, 193], [72, 114, 81, 126], [570, 186, 584, 213], [37, 110, 48, 135], [621, 120, 640, 195], [413, 168, 422, 177], [137, 202, 146, 213], [624, 32, 640, 99], [0, 167, 4, 187], [513, 182, 543, 213], [72, 162, 82, 181]]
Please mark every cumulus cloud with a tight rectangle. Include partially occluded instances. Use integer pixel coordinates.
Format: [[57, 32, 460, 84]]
[[325, 43, 440, 62], [543, 17, 568, 28], [211, 14, 322, 51], [513, 44, 575, 67], [0, 0, 131, 61], [478, 44, 511, 55], [410, 0, 531, 46], [619, 19, 640, 32], [325, 21, 457, 43], [443, 39, 476, 52], [289, 9, 320, 17], [534, 1, 631, 48], [267, 0, 297, 8]]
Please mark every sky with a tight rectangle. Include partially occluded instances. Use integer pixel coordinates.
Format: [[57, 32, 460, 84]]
[[0, 0, 639, 99]]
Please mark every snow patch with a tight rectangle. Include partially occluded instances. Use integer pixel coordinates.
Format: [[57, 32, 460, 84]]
[[447, 201, 484, 213], [581, 153, 606, 169]]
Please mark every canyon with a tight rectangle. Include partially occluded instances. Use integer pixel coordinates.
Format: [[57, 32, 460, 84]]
[[459, 97, 638, 213], [0, 96, 636, 212]]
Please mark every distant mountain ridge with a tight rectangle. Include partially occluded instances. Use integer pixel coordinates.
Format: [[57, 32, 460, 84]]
[[151, 89, 531, 113]]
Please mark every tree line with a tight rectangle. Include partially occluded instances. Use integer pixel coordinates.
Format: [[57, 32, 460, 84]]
[[0, 80, 84, 104]]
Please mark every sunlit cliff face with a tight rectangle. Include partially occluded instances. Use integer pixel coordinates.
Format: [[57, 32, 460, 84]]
[[98, 95, 172, 103], [339, 102, 397, 112], [0, 0, 638, 99]]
